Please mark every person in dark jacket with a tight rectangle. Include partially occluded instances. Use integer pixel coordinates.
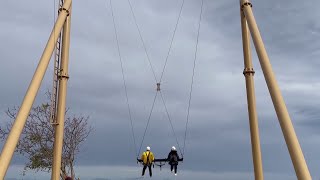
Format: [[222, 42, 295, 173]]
[[167, 146, 180, 175]]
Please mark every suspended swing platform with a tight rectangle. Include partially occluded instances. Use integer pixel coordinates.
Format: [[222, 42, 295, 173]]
[[137, 158, 184, 170]]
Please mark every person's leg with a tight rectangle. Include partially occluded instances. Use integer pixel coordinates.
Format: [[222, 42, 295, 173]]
[[142, 165, 147, 176], [170, 164, 173, 172], [148, 165, 152, 177], [174, 165, 177, 174]]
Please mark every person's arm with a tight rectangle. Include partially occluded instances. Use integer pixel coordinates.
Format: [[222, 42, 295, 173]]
[[141, 152, 145, 163], [167, 152, 171, 161], [151, 152, 155, 162], [178, 154, 183, 161]]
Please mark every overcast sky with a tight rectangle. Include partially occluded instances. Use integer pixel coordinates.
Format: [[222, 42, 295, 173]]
[[1, 0, 320, 179]]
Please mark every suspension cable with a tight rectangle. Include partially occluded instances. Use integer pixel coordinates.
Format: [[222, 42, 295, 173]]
[[157, 0, 185, 153], [159, 0, 185, 84], [127, 0, 185, 155], [159, 91, 183, 156], [124, 0, 202, 158], [138, 92, 159, 155], [53, 0, 56, 58], [109, 0, 138, 157], [182, 0, 204, 156], [54, 0, 56, 28], [127, 0, 158, 83]]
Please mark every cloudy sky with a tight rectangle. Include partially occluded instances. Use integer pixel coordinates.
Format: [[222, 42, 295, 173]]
[[1, 0, 320, 179]]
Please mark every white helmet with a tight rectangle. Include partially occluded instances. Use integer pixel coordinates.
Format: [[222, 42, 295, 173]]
[[146, 146, 151, 151], [171, 146, 176, 151]]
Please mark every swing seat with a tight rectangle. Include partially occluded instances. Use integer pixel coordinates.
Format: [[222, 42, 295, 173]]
[[137, 157, 183, 171], [137, 157, 183, 163]]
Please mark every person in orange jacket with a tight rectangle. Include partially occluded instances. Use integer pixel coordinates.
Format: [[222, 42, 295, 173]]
[[140, 146, 155, 177]]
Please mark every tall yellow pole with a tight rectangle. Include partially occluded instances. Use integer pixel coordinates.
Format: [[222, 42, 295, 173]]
[[240, 0, 311, 179], [51, 4, 72, 180], [0, 0, 72, 178], [240, 5, 263, 180]]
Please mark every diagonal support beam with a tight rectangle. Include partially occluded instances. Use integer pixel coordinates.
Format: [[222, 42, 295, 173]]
[[0, 0, 72, 178], [240, 0, 311, 179]]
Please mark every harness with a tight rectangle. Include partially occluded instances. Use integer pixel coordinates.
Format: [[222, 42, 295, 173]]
[[145, 151, 152, 165]]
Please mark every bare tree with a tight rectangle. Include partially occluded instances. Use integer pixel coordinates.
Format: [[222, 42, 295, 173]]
[[0, 94, 92, 179]]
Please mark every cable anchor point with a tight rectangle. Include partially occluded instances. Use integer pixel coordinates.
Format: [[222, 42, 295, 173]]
[[156, 83, 161, 91]]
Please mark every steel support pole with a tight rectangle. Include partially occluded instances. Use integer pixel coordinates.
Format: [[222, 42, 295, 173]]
[[240, 6, 263, 180], [0, 0, 72, 178], [51, 4, 72, 180], [240, 0, 311, 179]]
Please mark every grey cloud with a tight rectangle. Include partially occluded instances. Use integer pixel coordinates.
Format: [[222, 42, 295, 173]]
[[1, 0, 320, 179]]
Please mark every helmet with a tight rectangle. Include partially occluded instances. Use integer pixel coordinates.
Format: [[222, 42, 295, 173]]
[[171, 146, 176, 151], [146, 146, 151, 151]]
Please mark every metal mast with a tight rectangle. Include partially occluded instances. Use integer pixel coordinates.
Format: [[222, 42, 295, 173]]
[[0, 0, 72, 179], [240, 0, 311, 179]]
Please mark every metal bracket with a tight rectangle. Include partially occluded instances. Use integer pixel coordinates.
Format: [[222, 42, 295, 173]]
[[58, 71, 70, 79], [243, 68, 255, 76], [241, 1, 253, 11], [58, 7, 70, 16], [50, 115, 59, 125]]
